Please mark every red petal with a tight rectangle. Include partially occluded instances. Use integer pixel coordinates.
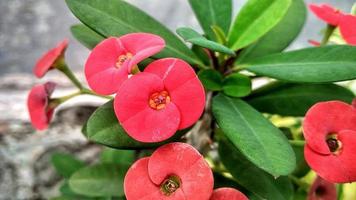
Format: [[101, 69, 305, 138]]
[[339, 14, 356, 45], [148, 143, 213, 200], [307, 176, 337, 200], [85, 37, 128, 95], [305, 130, 356, 183], [124, 157, 186, 200], [309, 4, 343, 26], [114, 73, 180, 142], [303, 101, 356, 154], [210, 188, 248, 200], [34, 39, 68, 78], [27, 82, 56, 130], [119, 33, 165, 72], [144, 58, 206, 129]]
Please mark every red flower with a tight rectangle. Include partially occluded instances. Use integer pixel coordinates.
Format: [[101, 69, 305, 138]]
[[303, 100, 356, 183], [85, 33, 165, 95], [27, 82, 56, 130], [124, 142, 214, 200], [114, 58, 205, 143], [339, 14, 356, 45], [34, 39, 68, 78], [309, 4, 343, 26], [210, 188, 248, 200], [307, 176, 337, 200]]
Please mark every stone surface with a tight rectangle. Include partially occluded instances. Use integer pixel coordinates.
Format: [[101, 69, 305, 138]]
[[0, 0, 355, 199]]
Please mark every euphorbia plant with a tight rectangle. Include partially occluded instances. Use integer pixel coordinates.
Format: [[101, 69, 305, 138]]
[[27, 0, 356, 199]]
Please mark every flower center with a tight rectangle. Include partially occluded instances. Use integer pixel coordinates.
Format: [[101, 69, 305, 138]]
[[115, 52, 132, 68], [326, 134, 342, 154], [149, 91, 171, 110], [160, 175, 181, 196], [326, 138, 339, 152]]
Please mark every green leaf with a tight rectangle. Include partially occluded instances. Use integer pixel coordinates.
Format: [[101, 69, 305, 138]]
[[51, 153, 85, 178], [219, 139, 294, 200], [69, 164, 128, 197], [198, 69, 223, 91], [65, 0, 203, 66], [177, 27, 235, 55], [100, 147, 135, 165], [211, 25, 228, 45], [228, 0, 292, 50], [242, 45, 356, 83], [222, 73, 251, 97], [237, 0, 306, 62], [70, 24, 105, 49], [192, 45, 211, 65], [212, 94, 295, 176], [246, 82, 355, 116], [188, 0, 232, 40], [86, 100, 188, 149]]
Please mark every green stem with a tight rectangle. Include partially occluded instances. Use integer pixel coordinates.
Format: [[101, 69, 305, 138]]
[[289, 140, 305, 146], [81, 88, 113, 99], [289, 175, 309, 192], [56, 61, 84, 90], [320, 24, 336, 46]]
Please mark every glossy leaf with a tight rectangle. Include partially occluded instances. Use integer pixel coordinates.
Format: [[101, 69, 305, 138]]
[[100, 147, 135, 165], [51, 153, 85, 178], [212, 94, 295, 176], [237, 0, 306, 62], [247, 82, 355, 116], [219, 139, 294, 200], [65, 0, 203, 66], [86, 100, 188, 149], [70, 24, 105, 49], [243, 45, 356, 83], [198, 69, 223, 91], [192, 45, 211, 65], [177, 27, 235, 55], [69, 164, 128, 197], [222, 73, 251, 97], [228, 0, 292, 50], [188, 0, 232, 40]]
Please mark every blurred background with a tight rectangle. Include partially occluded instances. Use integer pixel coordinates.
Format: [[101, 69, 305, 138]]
[[0, 0, 355, 199]]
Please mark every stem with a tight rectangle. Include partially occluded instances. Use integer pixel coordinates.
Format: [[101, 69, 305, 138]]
[[289, 140, 305, 146], [51, 91, 82, 105], [56, 61, 84, 90], [320, 24, 336, 46], [81, 88, 113, 99], [289, 175, 309, 192]]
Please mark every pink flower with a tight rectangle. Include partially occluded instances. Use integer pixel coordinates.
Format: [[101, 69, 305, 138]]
[[27, 82, 56, 130], [85, 33, 165, 95], [210, 188, 248, 200], [309, 4, 356, 46], [309, 4, 343, 26], [124, 142, 214, 200], [303, 100, 356, 183], [114, 58, 205, 143], [339, 14, 356, 45], [307, 176, 337, 200], [34, 39, 68, 78]]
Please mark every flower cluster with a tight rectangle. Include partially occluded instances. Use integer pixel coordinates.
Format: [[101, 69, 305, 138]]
[[124, 142, 248, 200], [86, 33, 205, 143], [309, 4, 356, 45], [28, 39, 69, 130], [303, 100, 356, 183]]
